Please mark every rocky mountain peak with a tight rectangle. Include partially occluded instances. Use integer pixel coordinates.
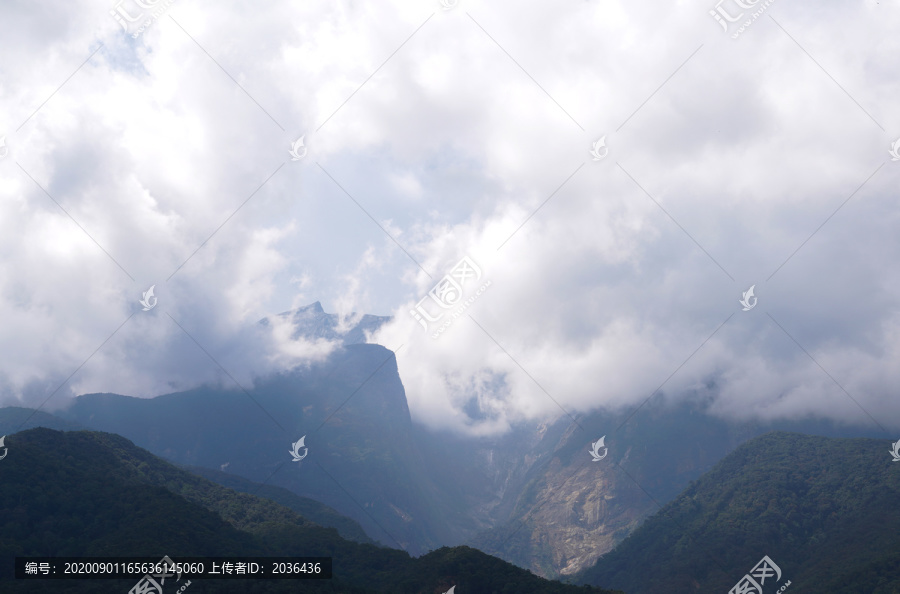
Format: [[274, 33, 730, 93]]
[[260, 301, 392, 346]]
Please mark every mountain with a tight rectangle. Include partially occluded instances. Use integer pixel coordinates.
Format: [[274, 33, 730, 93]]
[[0, 427, 622, 593], [442, 397, 884, 579], [183, 464, 374, 545], [49, 353, 887, 577], [571, 432, 900, 593], [259, 301, 392, 345], [449, 402, 747, 578], [54, 343, 471, 555], [0, 405, 84, 434], [39, 302, 890, 577]]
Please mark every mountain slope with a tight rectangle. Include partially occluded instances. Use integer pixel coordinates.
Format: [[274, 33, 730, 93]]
[[49, 363, 887, 578], [462, 400, 887, 578], [0, 427, 622, 593], [55, 344, 466, 554], [0, 405, 84, 434], [573, 431, 900, 593], [183, 464, 374, 545]]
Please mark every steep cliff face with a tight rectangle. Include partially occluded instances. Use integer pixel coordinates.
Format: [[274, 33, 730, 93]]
[[58, 342, 452, 555], [510, 445, 651, 577], [465, 416, 658, 577]]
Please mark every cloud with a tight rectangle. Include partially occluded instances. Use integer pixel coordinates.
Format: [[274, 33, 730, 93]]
[[0, 0, 898, 436]]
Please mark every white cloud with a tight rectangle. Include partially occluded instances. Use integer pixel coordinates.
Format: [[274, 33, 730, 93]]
[[0, 0, 898, 436]]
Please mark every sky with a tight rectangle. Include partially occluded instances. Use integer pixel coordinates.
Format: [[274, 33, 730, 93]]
[[0, 0, 898, 437]]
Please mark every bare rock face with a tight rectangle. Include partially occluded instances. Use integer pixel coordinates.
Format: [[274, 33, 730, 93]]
[[465, 420, 657, 578], [505, 444, 656, 577], [461, 403, 781, 579]]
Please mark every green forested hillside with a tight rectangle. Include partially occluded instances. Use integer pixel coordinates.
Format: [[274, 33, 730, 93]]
[[574, 431, 900, 593], [0, 428, 620, 593]]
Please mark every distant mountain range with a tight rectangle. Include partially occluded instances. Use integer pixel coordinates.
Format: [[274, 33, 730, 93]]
[[571, 432, 900, 593], [0, 426, 621, 593], [3, 302, 891, 583]]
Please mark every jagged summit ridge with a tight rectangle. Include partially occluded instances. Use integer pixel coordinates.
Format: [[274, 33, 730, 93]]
[[260, 301, 392, 345]]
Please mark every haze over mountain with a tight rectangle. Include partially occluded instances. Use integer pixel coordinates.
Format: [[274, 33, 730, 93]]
[[55, 333, 469, 555], [183, 464, 375, 546], [0, 425, 622, 593]]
